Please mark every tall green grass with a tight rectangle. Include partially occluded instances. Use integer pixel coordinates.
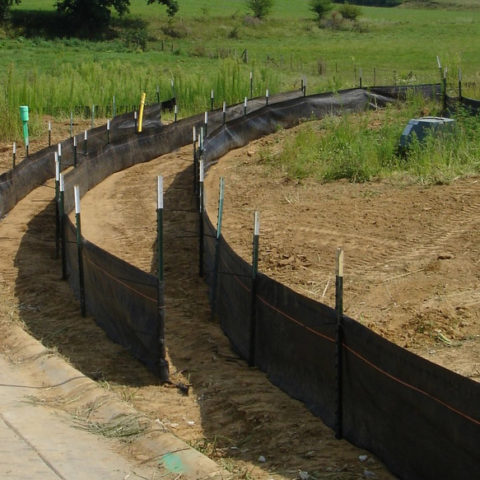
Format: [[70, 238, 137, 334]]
[[2, 0, 480, 141], [0, 56, 282, 141], [264, 98, 480, 184]]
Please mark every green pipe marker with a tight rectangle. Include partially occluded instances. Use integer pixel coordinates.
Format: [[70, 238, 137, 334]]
[[19, 105, 29, 148]]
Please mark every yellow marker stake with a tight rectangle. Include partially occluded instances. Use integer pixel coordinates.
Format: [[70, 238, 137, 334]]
[[138, 92, 146, 133]]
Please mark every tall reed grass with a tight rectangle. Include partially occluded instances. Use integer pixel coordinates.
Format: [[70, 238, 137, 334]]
[[0, 58, 281, 141]]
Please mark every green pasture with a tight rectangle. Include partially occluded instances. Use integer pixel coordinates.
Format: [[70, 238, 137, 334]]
[[1, 0, 480, 141]]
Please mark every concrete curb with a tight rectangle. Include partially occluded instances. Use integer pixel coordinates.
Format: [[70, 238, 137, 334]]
[[2, 323, 230, 479]]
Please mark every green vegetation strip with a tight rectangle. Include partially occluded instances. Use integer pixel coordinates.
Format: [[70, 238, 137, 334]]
[[262, 98, 480, 184]]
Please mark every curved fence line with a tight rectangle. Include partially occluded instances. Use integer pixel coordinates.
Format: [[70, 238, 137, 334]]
[[1, 85, 479, 480]]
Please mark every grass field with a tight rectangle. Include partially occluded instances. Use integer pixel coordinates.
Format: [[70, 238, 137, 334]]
[[1, 0, 480, 141]]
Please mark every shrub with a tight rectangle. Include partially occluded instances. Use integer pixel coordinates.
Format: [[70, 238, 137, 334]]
[[246, 0, 274, 19], [338, 2, 362, 20], [123, 28, 147, 51], [309, 0, 333, 22]]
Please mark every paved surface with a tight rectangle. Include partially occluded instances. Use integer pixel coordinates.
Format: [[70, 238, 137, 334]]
[[0, 354, 159, 480], [0, 336, 227, 480]]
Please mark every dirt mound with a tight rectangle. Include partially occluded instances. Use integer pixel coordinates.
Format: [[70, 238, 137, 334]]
[[204, 125, 480, 382]]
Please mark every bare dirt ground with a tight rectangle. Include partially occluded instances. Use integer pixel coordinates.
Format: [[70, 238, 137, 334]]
[[204, 122, 480, 382], [77, 145, 394, 479], [0, 122, 395, 480], [3, 113, 478, 479]]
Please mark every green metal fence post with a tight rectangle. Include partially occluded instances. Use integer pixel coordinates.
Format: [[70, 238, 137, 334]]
[[211, 177, 225, 321], [55, 152, 60, 260], [157, 176, 169, 382], [248, 212, 260, 367], [74, 185, 86, 317], [199, 159, 205, 277], [59, 174, 67, 280], [335, 248, 344, 440]]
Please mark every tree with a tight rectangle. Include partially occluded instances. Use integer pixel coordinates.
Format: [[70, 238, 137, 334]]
[[0, 0, 21, 21], [246, 0, 274, 19], [55, 0, 178, 32], [309, 0, 332, 21]]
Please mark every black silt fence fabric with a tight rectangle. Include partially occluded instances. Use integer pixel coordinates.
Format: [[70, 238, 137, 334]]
[[341, 316, 480, 480], [64, 217, 162, 374], [211, 229, 252, 359], [57, 91, 308, 375], [3, 84, 477, 479], [203, 88, 410, 165], [446, 94, 480, 114], [254, 274, 338, 428], [201, 85, 480, 480], [0, 103, 162, 218], [82, 237, 161, 374], [368, 84, 441, 101]]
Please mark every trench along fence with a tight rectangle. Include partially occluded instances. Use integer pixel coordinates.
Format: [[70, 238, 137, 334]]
[[1, 83, 479, 480]]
